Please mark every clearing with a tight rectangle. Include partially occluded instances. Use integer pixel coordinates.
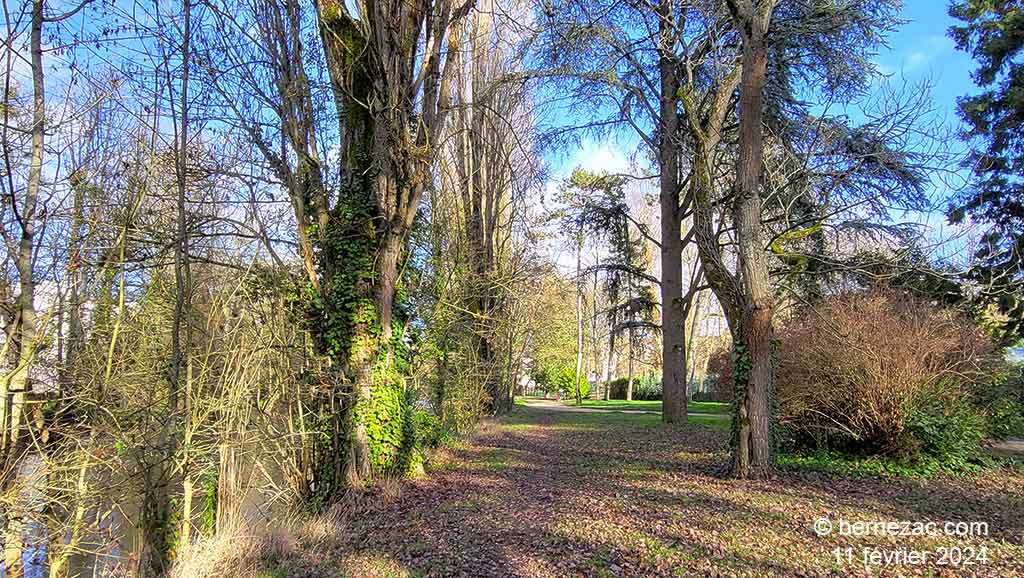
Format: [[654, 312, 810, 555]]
[[285, 401, 1024, 578]]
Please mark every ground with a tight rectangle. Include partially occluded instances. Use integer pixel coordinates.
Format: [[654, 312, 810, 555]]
[[280, 401, 1024, 578]]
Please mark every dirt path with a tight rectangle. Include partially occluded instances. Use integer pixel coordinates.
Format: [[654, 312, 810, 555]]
[[987, 438, 1024, 458], [312, 402, 1024, 578], [519, 397, 727, 419]]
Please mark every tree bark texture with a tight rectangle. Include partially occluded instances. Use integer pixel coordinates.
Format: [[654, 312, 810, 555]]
[[657, 0, 687, 423]]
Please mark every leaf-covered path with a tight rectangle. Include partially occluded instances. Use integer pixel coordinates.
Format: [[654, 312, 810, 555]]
[[324, 402, 1024, 578]]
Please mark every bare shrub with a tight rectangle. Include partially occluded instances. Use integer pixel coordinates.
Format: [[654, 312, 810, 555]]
[[776, 290, 997, 455]]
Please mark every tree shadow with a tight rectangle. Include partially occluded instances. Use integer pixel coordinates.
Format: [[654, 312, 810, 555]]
[[304, 404, 1024, 577]]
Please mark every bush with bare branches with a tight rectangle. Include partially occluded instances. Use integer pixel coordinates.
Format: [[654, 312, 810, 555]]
[[777, 290, 998, 458], [709, 290, 1005, 462]]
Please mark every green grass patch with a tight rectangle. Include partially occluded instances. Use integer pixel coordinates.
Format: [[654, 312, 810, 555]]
[[557, 398, 730, 414], [688, 414, 729, 430], [502, 404, 728, 431], [564, 399, 662, 411], [689, 401, 730, 414]]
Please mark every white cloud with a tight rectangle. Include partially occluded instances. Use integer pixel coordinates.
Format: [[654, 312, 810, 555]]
[[876, 35, 951, 77], [905, 50, 929, 70]]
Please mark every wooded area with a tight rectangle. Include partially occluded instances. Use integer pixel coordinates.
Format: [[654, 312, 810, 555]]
[[1, 0, 1022, 576]]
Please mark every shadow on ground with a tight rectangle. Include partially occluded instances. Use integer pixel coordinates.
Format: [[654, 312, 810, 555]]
[[283, 404, 1024, 578]]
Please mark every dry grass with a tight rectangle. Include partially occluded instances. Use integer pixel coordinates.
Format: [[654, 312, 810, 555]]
[[170, 506, 350, 578], [171, 521, 297, 578]]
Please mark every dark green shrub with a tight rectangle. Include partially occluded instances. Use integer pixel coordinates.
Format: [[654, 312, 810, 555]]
[[986, 397, 1024, 439], [607, 378, 629, 399], [903, 393, 987, 468], [974, 362, 1024, 439], [607, 375, 660, 400]]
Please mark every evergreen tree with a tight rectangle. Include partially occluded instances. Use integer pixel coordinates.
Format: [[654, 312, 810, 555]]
[[949, 0, 1024, 343]]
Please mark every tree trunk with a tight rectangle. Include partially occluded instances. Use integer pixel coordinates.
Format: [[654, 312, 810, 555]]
[[3, 3, 44, 575], [48, 454, 90, 578], [139, 474, 172, 577], [310, 0, 463, 493], [574, 226, 585, 406], [602, 330, 615, 401], [469, 6, 506, 414], [180, 362, 195, 557], [65, 172, 85, 387], [176, 0, 193, 535], [346, 217, 409, 487], [657, 0, 687, 423], [729, 0, 776, 480], [462, 99, 502, 414], [345, 319, 376, 488], [686, 291, 705, 386], [626, 330, 635, 402]]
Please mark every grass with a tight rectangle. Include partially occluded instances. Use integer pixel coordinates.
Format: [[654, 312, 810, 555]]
[[513, 400, 729, 430], [558, 398, 730, 415], [688, 414, 729, 428]]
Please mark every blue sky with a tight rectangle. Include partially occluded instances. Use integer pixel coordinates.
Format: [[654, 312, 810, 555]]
[[868, 0, 980, 261], [877, 0, 974, 124]]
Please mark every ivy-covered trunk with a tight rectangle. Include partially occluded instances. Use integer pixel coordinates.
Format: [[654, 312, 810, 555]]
[[138, 474, 173, 577], [346, 224, 406, 488], [297, 0, 460, 505], [307, 173, 378, 498]]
